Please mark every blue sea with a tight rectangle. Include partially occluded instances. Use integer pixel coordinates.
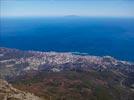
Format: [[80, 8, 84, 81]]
[[0, 17, 134, 61]]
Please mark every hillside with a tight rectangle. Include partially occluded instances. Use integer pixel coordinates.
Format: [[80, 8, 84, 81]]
[[0, 47, 134, 100], [0, 79, 44, 100]]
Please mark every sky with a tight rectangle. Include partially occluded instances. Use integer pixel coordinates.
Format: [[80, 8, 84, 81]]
[[1, 0, 134, 17]]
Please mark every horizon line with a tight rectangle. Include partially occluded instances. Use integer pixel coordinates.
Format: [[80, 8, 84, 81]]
[[1, 15, 134, 18]]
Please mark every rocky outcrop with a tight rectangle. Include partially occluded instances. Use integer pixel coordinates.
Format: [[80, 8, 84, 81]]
[[0, 79, 44, 100]]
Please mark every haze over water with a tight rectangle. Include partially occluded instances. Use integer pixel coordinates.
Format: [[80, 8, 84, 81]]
[[0, 17, 134, 61]]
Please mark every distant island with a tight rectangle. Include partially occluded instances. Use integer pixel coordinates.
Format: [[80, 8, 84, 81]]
[[64, 15, 80, 17]]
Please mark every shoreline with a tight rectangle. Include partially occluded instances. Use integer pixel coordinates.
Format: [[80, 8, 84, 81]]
[[0, 47, 133, 64]]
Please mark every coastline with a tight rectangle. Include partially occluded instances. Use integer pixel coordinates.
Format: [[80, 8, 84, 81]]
[[0, 47, 133, 63]]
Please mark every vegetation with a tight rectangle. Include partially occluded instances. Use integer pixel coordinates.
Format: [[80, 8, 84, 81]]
[[11, 71, 134, 100]]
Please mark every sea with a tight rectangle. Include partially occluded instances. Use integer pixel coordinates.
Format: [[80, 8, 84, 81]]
[[0, 17, 134, 61]]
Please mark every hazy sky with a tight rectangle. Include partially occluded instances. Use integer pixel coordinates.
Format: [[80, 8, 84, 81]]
[[1, 0, 134, 17]]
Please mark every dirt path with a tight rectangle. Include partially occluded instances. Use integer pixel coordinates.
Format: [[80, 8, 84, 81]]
[[120, 78, 126, 88]]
